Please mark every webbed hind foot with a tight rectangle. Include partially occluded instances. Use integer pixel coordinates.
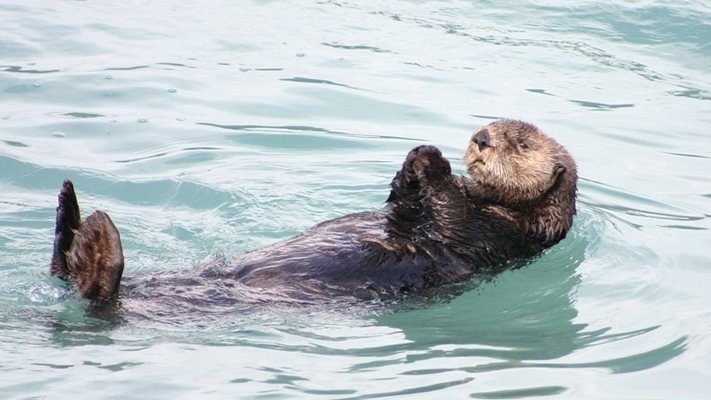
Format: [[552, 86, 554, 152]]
[[50, 180, 125, 301]]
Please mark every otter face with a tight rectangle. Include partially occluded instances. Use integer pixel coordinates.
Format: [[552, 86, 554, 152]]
[[464, 119, 570, 206]]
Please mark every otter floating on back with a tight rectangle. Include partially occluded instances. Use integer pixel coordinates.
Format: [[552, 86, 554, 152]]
[[50, 120, 577, 306]]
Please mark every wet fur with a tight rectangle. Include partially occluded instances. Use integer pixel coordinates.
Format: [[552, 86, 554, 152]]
[[50, 120, 577, 303], [52, 181, 124, 301]]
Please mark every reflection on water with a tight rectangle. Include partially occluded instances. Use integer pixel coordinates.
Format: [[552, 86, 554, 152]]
[[382, 210, 685, 374]]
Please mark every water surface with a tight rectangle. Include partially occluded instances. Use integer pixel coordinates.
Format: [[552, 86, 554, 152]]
[[1, 1, 710, 398]]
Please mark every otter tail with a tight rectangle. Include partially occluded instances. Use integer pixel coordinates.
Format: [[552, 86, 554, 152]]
[[50, 180, 125, 301]]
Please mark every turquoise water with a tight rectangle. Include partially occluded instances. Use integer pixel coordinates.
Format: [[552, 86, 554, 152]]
[[1, 0, 710, 398]]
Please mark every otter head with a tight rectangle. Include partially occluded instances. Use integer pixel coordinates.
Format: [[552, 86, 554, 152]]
[[464, 119, 578, 245]]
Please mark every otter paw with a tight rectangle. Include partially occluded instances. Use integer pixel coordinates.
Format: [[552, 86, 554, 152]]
[[403, 145, 451, 182]]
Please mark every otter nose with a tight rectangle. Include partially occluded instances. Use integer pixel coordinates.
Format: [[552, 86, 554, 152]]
[[472, 129, 490, 150]]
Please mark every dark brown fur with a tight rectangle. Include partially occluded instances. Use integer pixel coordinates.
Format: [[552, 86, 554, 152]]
[[50, 120, 577, 304], [52, 180, 124, 301]]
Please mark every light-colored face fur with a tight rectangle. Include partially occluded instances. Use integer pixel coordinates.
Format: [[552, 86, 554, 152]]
[[464, 119, 571, 206]]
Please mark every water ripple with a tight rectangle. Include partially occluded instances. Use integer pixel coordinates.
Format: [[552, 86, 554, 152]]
[[355, 1, 711, 102], [529, 336, 688, 374], [197, 122, 424, 142], [579, 178, 707, 230], [0, 65, 60, 74], [2, 1, 711, 398], [280, 76, 363, 90], [321, 42, 395, 54]]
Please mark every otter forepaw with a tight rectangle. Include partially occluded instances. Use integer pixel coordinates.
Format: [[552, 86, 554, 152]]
[[404, 145, 451, 183], [387, 145, 452, 204]]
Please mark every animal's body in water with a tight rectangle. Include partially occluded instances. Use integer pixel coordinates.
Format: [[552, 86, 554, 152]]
[[49, 119, 577, 307]]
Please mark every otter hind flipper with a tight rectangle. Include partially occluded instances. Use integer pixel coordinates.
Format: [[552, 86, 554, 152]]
[[50, 180, 125, 301], [66, 210, 125, 301], [51, 179, 81, 279]]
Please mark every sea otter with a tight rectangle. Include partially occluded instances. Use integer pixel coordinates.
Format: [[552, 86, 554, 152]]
[[49, 119, 577, 305]]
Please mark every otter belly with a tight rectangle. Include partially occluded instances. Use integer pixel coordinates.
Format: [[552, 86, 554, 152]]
[[198, 211, 437, 300], [119, 210, 477, 306]]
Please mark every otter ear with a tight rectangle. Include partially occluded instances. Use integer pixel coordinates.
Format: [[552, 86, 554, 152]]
[[553, 163, 566, 180]]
